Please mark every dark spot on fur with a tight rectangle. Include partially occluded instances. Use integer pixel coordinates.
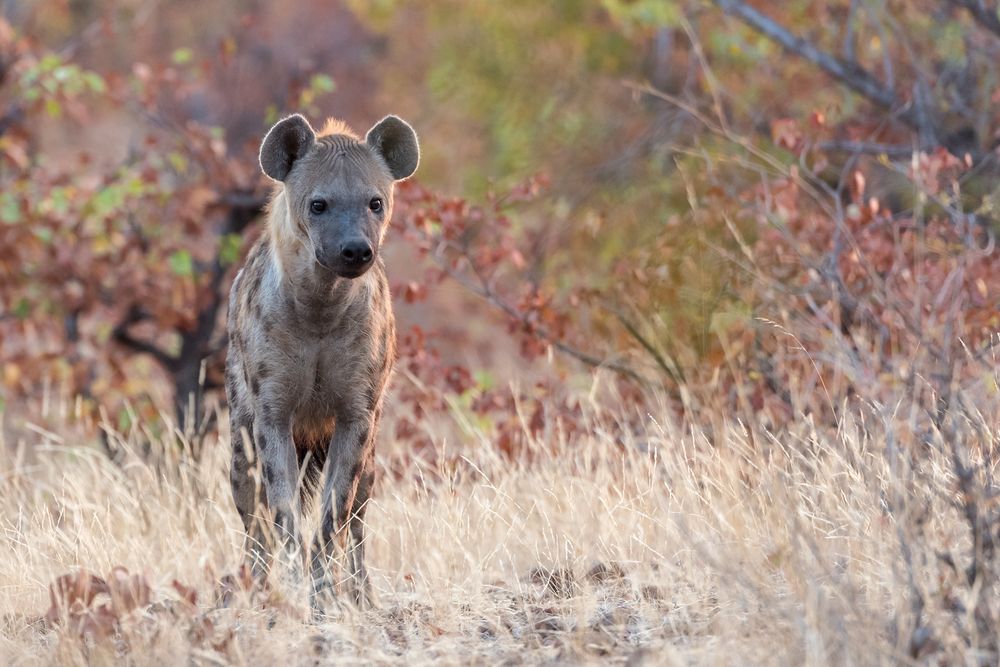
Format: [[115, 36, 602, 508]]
[[320, 505, 336, 539], [352, 470, 375, 515], [250, 375, 260, 396], [336, 497, 351, 528], [263, 460, 277, 486], [257, 362, 270, 380]]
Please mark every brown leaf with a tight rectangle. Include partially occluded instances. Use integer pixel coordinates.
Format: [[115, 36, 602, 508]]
[[107, 566, 152, 614], [171, 579, 199, 608], [45, 570, 109, 625]]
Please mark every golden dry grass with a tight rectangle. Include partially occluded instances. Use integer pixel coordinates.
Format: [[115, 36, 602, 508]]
[[0, 387, 992, 666]]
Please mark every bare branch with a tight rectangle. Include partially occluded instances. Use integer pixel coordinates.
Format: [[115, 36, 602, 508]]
[[112, 324, 177, 371], [842, 0, 859, 62], [947, 0, 1000, 38], [713, 0, 929, 136], [608, 307, 686, 385], [428, 245, 657, 388], [816, 139, 917, 158], [111, 304, 177, 371]]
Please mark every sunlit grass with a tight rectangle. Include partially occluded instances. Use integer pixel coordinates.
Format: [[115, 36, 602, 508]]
[[0, 382, 990, 666]]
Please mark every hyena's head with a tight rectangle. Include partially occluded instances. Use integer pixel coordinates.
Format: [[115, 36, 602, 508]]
[[260, 114, 419, 278]]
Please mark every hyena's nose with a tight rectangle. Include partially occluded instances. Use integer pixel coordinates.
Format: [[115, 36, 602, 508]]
[[340, 239, 374, 266]]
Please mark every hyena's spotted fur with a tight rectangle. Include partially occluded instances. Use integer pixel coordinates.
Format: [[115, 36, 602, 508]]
[[226, 114, 418, 609]]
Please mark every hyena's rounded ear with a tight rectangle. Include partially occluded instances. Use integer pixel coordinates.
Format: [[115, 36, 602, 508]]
[[365, 115, 419, 181], [260, 114, 316, 182]]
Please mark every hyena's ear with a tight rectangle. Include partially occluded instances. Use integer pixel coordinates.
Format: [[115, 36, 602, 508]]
[[259, 114, 316, 182], [366, 115, 420, 180]]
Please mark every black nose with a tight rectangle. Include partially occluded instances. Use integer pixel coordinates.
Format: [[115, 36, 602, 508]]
[[340, 240, 374, 266]]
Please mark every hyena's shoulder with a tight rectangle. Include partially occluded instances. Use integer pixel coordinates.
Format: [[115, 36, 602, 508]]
[[229, 237, 273, 328]]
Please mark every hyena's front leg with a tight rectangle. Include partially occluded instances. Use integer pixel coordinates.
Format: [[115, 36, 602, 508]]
[[310, 414, 376, 611], [252, 412, 305, 581], [346, 456, 375, 605], [230, 418, 270, 578]]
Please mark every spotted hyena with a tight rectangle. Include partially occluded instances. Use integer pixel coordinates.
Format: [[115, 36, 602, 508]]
[[225, 113, 418, 609]]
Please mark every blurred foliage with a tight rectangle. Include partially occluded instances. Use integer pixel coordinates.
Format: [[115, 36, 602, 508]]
[[0, 0, 998, 450]]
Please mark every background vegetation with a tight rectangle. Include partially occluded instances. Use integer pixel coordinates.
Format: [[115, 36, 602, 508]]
[[1, 1, 999, 664]]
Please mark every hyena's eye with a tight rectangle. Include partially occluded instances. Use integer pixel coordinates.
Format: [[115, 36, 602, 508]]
[[310, 199, 327, 214], [369, 197, 383, 213]]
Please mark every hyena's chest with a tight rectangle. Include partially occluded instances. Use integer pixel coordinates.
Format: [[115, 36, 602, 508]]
[[287, 339, 364, 447]]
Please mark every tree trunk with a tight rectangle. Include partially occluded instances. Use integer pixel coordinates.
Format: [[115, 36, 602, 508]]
[[172, 356, 204, 439]]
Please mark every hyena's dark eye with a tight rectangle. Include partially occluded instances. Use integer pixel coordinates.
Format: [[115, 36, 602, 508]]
[[369, 197, 383, 213], [310, 199, 327, 214]]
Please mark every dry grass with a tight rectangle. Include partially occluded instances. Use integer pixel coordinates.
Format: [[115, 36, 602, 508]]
[[0, 385, 993, 666]]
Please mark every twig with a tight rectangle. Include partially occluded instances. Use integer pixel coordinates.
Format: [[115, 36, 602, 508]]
[[429, 244, 656, 388], [609, 307, 686, 385], [112, 306, 177, 371]]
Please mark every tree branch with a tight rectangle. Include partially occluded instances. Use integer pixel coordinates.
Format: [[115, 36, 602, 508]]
[[173, 191, 265, 425], [713, 0, 929, 137], [178, 190, 265, 362], [947, 0, 1000, 38], [430, 248, 657, 388], [608, 307, 686, 385], [112, 306, 177, 371], [842, 0, 859, 62], [816, 139, 917, 158]]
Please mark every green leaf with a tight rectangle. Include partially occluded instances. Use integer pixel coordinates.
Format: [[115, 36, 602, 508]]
[[0, 194, 21, 224], [125, 176, 146, 195], [44, 98, 61, 118], [48, 187, 70, 215], [13, 298, 30, 320], [83, 71, 106, 94], [38, 53, 61, 72], [167, 151, 188, 174], [89, 185, 126, 218], [602, 0, 680, 30], [169, 249, 194, 276], [264, 104, 280, 127], [117, 409, 132, 432], [219, 233, 243, 267], [309, 73, 336, 93], [473, 369, 494, 390], [171, 47, 194, 65]]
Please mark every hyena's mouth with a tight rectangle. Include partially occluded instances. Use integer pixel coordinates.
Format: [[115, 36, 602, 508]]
[[335, 263, 375, 280], [313, 254, 336, 272], [313, 250, 375, 279]]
